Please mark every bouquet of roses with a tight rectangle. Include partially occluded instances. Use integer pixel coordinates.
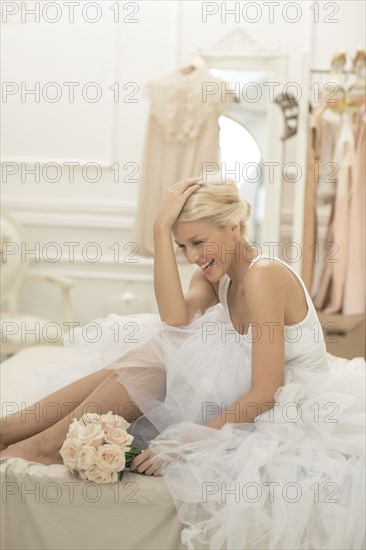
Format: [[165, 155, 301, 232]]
[[59, 411, 141, 484]]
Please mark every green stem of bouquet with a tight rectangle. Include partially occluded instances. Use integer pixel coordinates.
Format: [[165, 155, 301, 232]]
[[118, 447, 142, 479], [125, 447, 142, 468]]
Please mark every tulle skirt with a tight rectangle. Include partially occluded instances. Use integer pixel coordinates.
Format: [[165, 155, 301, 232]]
[[64, 304, 365, 550], [65, 303, 253, 448]]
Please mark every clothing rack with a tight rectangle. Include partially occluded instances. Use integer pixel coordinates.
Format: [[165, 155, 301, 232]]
[[308, 61, 365, 112], [310, 68, 355, 74], [302, 50, 365, 309], [311, 49, 365, 84]]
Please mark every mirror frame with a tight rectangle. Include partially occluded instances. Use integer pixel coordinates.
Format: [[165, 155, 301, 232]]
[[197, 28, 288, 248]]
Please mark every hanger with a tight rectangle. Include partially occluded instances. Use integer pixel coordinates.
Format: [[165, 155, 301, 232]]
[[179, 64, 197, 75], [323, 50, 365, 114], [325, 50, 347, 110], [177, 54, 206, 74], [348, 48, 366, 105], [176, 56, 240, 107]]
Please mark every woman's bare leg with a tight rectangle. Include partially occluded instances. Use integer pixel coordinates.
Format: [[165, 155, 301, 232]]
[[0, 371, 143, 464], [0, 367, 114, 449]]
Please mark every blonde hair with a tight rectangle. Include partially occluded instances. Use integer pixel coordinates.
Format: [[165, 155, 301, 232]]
[[176, 175, 252, 239]]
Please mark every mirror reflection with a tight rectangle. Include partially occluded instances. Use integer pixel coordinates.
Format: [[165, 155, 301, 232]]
[[209, 67, 271, 243]]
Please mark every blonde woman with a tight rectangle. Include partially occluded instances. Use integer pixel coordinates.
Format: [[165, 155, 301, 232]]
[[1, 176, 364, 549]]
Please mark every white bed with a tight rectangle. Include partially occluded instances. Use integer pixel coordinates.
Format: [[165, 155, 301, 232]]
[[0, 346, 186, 550]]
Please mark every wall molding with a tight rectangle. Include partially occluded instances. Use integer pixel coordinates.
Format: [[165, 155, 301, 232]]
[[27, 267, 153, 282], [2, 198, 190, 271], [1, 158, 115, 168], [2, 198, 137, 230]]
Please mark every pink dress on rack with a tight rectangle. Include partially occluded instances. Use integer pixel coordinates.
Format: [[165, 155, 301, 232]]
[[343, 107, 366, 314], [312, 106, 365, 315], [64, 253, 365, 550]]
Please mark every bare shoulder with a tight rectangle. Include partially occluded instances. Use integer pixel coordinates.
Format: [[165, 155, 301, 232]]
[[242, 257, 309, 328], [244, 258, 285, 282], [241, 259, 286, 303]]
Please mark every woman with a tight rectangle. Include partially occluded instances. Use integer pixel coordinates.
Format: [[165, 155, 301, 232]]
[[1, 176, 365, 549]]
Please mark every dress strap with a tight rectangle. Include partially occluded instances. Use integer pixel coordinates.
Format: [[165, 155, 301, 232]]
[[218, 274, 230, 307], [247, 254, 313, 316], [247, 253, 264, 269]]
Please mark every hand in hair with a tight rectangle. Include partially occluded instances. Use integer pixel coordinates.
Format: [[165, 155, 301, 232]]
[[154, 177, 202, 230]]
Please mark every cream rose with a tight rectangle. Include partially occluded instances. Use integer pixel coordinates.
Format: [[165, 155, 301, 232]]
[[100, 411, 130, 432], [77, 445, 98, 470], [66, 418, 82, 439], [80, 412, 102, 426], [97, 444, 126, 472], [59, 438, 82, 470], [85, 466, 119, 484], [78, 423, 105, 448], [104, 427, 134, 449]]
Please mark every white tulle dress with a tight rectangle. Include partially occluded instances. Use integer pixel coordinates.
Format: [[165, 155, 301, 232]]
[[64, 254, 365, 550]]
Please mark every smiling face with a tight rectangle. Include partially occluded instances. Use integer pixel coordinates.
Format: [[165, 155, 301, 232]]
[[172, 219, 240, 281]]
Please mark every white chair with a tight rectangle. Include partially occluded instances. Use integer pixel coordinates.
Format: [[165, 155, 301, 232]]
[[0, 210, 75, 358]]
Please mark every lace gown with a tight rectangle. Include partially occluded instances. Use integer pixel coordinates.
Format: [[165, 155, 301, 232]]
[[64, 254, 365, 550]]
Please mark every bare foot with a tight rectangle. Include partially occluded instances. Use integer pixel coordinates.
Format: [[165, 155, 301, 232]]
[[0, 436, 63, 465], [0, 417, 12, 450]]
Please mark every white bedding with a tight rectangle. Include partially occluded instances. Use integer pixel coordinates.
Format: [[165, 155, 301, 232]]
[[0, 346, 185, 550]]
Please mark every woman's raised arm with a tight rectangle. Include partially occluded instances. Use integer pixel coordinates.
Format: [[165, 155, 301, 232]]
[[153, 178, 202, 326]]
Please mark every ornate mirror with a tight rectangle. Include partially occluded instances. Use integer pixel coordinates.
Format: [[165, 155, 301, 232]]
[[197, 28, 288, 247]]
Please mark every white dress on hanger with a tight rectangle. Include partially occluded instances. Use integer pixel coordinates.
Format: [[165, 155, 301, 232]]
[[133, 63, 232, 256], [63, 254, 365, 550]]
